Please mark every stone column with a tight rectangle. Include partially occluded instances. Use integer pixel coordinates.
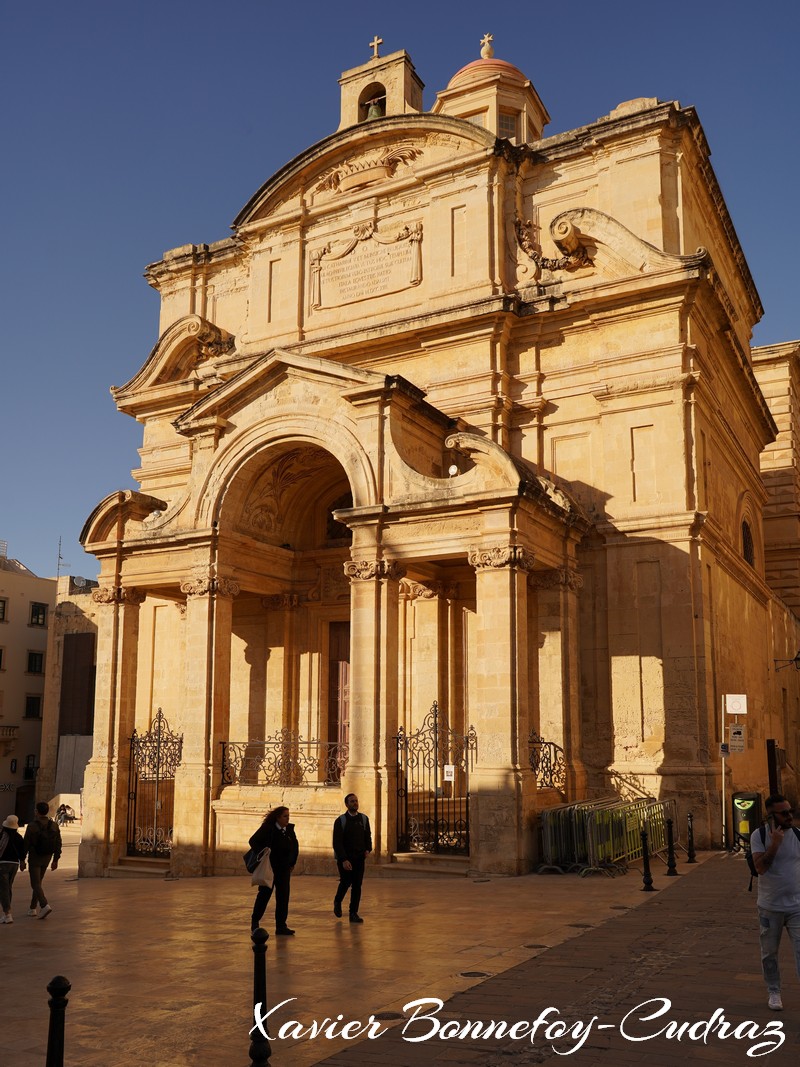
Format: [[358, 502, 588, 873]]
[[79, 586, 145, 876], [532, 566, 587, 797], [468, 544, 535, 874], [172, 571, 238, 876], [341, 559, 404, 860]]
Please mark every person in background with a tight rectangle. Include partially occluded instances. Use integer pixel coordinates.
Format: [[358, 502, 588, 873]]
[[751, 793, 800, 1011], [332, 793, 372, 923], [0, 814, 27, 924], [249, 806, 299, 935], [23, 801, 61, 919]]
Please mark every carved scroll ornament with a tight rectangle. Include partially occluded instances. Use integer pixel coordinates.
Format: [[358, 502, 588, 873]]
[[92, 586, 146, 606], [468, 545, 535, 572], [515, 214, 592, 273], [180, 573, 240, 599], [344, 559, 407, 582]]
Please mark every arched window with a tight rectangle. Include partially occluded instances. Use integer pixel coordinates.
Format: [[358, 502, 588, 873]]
[[742, 520, 755, 567]]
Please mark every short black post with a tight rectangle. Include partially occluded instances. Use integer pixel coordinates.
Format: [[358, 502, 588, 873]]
[[45, 975, 71, 1067], [249, 928, 272, 1064], [687, 811, 697, 863], [666, 818, 678, 876], [640, 828, 655, 892]]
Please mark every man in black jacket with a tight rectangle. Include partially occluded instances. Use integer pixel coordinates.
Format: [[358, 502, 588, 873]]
[[333, 793, 372, 923]]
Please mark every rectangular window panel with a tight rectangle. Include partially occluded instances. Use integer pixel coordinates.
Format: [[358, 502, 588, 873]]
[[25, 694, 42, 718], [27, 651, 44, 674], [30, 602, 48, 626], [0, 598, 7, 622], [499, 112, 518, 140]]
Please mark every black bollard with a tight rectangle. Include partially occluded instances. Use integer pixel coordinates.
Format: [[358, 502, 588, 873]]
[[666, 818, 678, 876], [45, 975, 71, 1067], [687, 811, 697, 863], [640, 827, 655, 891], [249, 928, 272, 1064]]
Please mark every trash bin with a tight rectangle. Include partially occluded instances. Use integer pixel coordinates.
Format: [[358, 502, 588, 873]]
[[732, 792, 762, 849]]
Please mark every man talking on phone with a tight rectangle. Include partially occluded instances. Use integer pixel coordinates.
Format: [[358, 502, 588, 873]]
[[751, 793, 800, 1011]]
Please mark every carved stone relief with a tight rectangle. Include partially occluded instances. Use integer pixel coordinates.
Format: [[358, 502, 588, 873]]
[[314, 144, 422, 195], [529, 567, 584, 593], [242, 449, 331, 535]]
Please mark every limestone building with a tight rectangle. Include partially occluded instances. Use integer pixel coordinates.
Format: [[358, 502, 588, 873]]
[[0, 544, 56, 822], [79, 38, 800, 877]]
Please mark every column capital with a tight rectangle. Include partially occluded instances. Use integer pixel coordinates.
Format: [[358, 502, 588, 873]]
[[400, 579, 459, 601], [468, 544, 534, 572], [344, 559, 407, 583], [180, 570, 240, 599], [91, 585, 146, 606], [529, 566, 584, 593]]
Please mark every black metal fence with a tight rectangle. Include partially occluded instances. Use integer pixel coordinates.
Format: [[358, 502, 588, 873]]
[[127, 709, 183, 857], [222, 729, 349, 787], [395, 701, 477, 854], [528, 730, 567, 795]]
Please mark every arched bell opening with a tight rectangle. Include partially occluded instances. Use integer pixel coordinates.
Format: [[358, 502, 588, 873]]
[[358, 81, 386, 122]]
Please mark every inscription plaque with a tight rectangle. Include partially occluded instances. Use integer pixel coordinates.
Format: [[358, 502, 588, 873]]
[[309, 221, 422, 311]]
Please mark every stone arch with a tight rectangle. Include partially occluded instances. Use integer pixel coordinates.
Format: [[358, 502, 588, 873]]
[[194, 414, 379, 532]]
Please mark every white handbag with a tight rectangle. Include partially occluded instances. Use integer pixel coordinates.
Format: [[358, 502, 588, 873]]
[[250, 847, 273, 888]]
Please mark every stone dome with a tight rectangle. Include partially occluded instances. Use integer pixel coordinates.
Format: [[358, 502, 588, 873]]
[[446, 58, 528, 89]]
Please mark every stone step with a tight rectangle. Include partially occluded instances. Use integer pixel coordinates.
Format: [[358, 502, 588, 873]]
[[376, 853, 472, 878], [107, 856, 171, 878]]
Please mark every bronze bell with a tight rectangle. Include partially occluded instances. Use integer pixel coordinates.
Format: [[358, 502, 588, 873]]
[[366, 99, 383, 120]]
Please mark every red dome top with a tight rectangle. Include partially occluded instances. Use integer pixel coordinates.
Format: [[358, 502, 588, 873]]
[[447, 58, 528, 89]]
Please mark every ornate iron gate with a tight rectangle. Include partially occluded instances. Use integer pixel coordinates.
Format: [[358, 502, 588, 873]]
[[127, 709, 183, 857], [395, 701, 477, 854]]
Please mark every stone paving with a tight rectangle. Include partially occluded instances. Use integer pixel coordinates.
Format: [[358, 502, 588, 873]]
[[2, 830, 797, 1065]]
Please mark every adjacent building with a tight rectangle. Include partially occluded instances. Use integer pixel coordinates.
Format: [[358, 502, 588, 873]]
[[78, 40, 800, 877], [0, 543, 56, 822]]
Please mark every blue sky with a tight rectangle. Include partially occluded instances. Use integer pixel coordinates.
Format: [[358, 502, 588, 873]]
[[2, 1, 799, 578]]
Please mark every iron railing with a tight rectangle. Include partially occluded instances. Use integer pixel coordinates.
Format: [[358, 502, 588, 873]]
[[221, 729, 348, 787], [395, 701, 478, 854], [528, 730, 567, 794]]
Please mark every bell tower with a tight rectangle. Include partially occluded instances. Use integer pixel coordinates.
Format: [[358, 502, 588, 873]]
[[338, 36, 424, 131]]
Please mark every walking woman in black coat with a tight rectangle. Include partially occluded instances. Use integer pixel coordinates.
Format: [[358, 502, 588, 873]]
[[249, 806, 299, 934]]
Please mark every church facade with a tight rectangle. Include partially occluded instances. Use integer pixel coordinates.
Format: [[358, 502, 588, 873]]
[[79, 39, 800, 877]]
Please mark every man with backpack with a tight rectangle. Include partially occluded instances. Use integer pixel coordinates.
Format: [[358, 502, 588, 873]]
[[332, 793, 372, 924], [750, 793, 800, 1011], [23, 802, 62, 919]]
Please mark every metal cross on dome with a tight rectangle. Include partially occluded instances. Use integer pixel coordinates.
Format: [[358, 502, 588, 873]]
[[370, 35, 383, 59]]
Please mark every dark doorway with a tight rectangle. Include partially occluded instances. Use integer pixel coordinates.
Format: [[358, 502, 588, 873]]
[[327, 622, 350, 762]]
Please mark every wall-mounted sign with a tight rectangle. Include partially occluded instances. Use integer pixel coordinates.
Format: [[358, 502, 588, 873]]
[[725, 694, 748, 715], [729, 724, 746, 753]]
